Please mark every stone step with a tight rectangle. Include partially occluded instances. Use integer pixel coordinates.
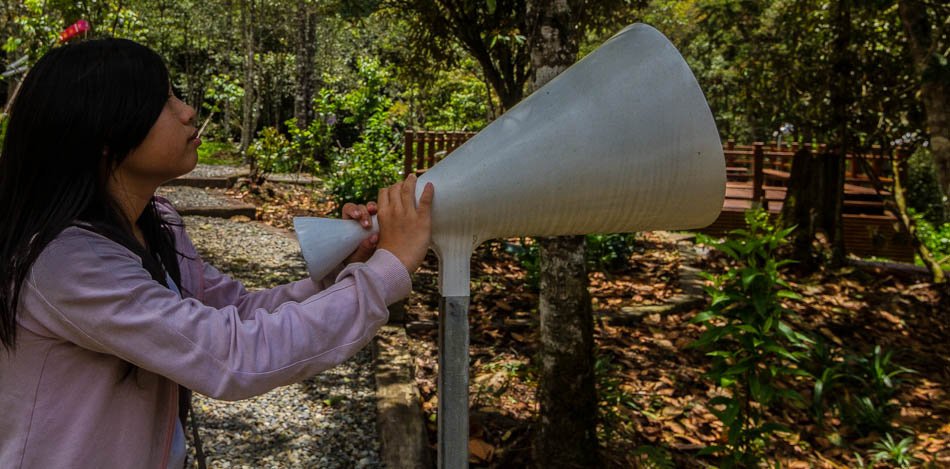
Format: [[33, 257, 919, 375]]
[[163, 163, 249, 189], [156, 186, 257, 220]]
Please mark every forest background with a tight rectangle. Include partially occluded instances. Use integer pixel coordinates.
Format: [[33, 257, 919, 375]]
[[1, 0, 946, 237], [1, 1, 948, 467]]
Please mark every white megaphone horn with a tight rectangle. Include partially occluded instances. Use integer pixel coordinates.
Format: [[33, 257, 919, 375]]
[[294, 23, 725, 295], [295, 23, 724, 468]]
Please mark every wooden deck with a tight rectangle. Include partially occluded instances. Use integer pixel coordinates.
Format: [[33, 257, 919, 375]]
[[403, 131, 916, 262], [700, 142, 914, 262]]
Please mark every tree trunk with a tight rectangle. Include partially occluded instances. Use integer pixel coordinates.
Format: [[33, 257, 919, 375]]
[[527, 1, 600, 467], [223, 0, 234, 142], [825, 0, 852, 266], [898, 0, 950, 220], [294, 3, 316, 130], [240, 0, 255, 165], [782, 0, 851, 268]]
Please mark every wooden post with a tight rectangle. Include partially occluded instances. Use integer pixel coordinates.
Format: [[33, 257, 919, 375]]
[[753, 142, 765, 208], [434, 132, 446, 165], [404, 130, 415, 179], [874, 147, 885, 178], [415, 131, 427, 174], [426, 131, 438, 169]]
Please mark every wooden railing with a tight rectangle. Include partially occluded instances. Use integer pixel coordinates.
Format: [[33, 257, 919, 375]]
[[403, 130, 915, 260], [403, 130, 477, 177], [722, 140, 910, 214]]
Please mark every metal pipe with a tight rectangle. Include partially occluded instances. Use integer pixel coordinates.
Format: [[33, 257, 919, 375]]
[[438, 296, 470, 469]]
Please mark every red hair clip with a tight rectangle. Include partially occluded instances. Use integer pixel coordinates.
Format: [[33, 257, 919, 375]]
[[58, 20, 90, 44]]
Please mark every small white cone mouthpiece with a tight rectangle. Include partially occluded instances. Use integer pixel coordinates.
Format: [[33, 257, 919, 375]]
[[294, 216, 378, 281]]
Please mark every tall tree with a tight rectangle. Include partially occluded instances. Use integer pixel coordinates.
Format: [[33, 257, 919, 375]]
[[525, 2, 599, 465], [898, 0, 950, 220], [782, 0, 853, 267], [240, 0, 256, 160], [384, 0, 532, 110], [294, 1, 318, 129]]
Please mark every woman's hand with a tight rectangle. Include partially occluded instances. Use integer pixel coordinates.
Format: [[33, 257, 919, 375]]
[[376, 174, 434, 272], [342, 201, 379, 265]]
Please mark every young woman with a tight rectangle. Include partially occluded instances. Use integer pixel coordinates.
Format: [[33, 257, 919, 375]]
[[0, 38, 433, 468]]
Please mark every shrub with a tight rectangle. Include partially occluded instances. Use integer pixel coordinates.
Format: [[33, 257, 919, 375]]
[[319, 58, 407, 206], [905, 147, 946, 225], [247, 127, 294, 175], [912, 210, 950, 267], [586, 233, 637, 273]]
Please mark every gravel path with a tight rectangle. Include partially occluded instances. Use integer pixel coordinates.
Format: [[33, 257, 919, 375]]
[[158, 186, 243, 209], [183, 215, 382, 468], [184, 163, 250, 179]]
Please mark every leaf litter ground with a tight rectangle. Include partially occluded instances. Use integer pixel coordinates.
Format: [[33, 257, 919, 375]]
[[239, 180, 948, 468]]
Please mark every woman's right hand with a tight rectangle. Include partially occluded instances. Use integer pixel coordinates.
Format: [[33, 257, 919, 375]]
[[376, 174, 434, 272]]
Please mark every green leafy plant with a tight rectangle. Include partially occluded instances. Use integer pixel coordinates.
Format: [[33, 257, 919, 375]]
[[506, 234, 637, 291], [690, 208, 811, 467], [505, 238, 540, 289], [319, 58, 406, 205], [870, 433, 919, 468], [806, 342, 916, 437], [247, 126, 293, 175], [632, 445, 675, 469], [594, 353, 638, 441], [805, 338, 845, 427], [912, 210, 950, 268], [586, 233, 637, 273], [196, 140, 240, 166], [838, 346, 916, 436], [905, 147, 946, 226]]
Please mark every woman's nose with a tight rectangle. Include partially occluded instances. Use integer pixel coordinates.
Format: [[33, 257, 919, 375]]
[[178, 100, 197, 126]]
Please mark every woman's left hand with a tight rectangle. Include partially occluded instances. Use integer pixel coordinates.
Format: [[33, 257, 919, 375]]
[[342, 201, 379, 264]]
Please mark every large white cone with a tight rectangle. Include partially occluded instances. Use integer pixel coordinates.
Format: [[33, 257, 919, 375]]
[[296, 24, 725, 294]]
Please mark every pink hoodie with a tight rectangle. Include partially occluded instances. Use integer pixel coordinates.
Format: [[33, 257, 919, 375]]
[[0, 200, 410, 468]]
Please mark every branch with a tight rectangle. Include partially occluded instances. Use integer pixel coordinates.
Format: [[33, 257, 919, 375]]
[[890, 151, 946, 283]]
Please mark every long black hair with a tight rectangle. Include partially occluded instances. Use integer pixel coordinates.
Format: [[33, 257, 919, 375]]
[[0, 38, 183, 352]]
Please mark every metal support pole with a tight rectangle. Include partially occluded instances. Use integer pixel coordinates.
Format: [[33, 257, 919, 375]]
[[438, 296, 470, 469]]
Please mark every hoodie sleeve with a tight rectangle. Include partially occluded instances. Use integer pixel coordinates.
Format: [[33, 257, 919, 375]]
[[154, 195, 347, 320], [20, 228, 411, 401]]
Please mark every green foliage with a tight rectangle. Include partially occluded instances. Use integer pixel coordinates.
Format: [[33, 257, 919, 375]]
[[690, 208, 810, 467], [905, 148, 946, 225], [806, 342, 916, 436], [196, 140, 241, 166], [412, 60, 492, 131], [840, 346, 916, 436], [586, 233, 637, 273], [594, 353, 638, 441], [505, 238, 541, 290], [320, 58, 405, 205], [870, 433, 920, 468], [644, 0, 930, 144], [632, 445, 675, 469], [912, 211, 950, 268], [247, 127, 293, 174], [506, 234, 637, 291]]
